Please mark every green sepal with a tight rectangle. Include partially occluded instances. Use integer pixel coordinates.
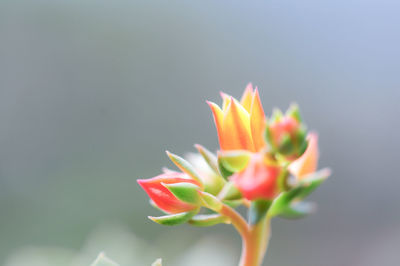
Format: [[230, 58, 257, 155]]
[[278, 133, 294, 155], [264, 126, 274, 150], [151, 258, 162, 266], [222, 199, 244, 208], [166, 151, 203, 185], [199, 191, 223, 212], [163, 182, 201, 204], [270, 108, 283, 123], [278, 201, 316, 219], [295, 127, 308, 156], [269, 168, 330, 217], [286, 103, 302, 123], [218, 158, 234, 179], [248, 199, 272, 225], [277, 167, 290, 192], [149, 210, 198, 226], [217, 181, 242, 201], [218, 150, 251, 173], [194, 144, 219, 174], [268, 187, 303, 217], [90, 253, 119, 266], [295, 168, 331, 199], [189, 214, 230, 227]]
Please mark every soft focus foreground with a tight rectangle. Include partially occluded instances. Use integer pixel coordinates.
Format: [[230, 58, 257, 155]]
[[0, 1, 399, 266]]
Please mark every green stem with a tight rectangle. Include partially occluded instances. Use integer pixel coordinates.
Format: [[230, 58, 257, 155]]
[[218, 204, 271, 266], [239, 215, 271, 266]]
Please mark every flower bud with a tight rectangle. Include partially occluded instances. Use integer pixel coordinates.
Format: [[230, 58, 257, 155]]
[[266, 106, 307, 158], [137, 172, 201, 214], [231, 153, 283, 200]]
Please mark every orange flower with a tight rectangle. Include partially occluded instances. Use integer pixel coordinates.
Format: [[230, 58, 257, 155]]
[[207, 83, 266, 152], [288, 133, 319, 180]]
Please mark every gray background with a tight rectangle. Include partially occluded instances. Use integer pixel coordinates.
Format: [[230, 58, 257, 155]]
[[0, 0, 399, 265]]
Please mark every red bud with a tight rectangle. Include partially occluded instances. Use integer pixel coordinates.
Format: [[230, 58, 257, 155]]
[[231, 153, 281, 200], [137, 172, 201, 214], [269, 116, 299, 145]]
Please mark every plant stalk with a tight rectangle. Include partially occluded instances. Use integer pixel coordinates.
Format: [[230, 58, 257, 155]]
[[219, 204, 271, 266], [239, 215, 271, 266]]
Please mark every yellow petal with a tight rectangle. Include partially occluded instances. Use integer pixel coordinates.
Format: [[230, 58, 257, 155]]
[[288, 133, 319, 180], [250, 88, 266, 151], [240, 83, 254, 113], [207, 101, 228, 150], [222, 97, 254, 151]]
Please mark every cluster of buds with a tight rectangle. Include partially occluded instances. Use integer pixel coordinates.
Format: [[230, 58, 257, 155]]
[[138, 84, 330, 265]]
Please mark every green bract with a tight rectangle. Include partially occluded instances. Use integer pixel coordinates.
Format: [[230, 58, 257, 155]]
[[189, 214, 230, 227], [269, 169, 330, 218], [195, 144, 220, 174], [149, 210, 199, 226], [199, 191, 223, 212], [218, 150, 251, 173], [166, 151, 203, 185], [163, 182, 201, 204]]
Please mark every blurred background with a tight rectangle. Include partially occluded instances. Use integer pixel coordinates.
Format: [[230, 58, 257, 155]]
[[0, 0, 399, 265]]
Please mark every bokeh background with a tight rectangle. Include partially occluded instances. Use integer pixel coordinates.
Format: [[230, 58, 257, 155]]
[[1, 0, 399, 265]]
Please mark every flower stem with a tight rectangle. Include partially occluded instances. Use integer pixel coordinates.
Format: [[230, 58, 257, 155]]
[[239, 215, 271, 266], [220, 204, 249, 239], [219, 204, 271, 266]]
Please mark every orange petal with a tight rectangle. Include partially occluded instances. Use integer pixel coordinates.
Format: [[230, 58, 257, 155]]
[[250, 88, 266, 151], [288, 133, 319, 180], [207, 101, 228, 150], [240, 83, 254, 113], [222, 97, 254, 151], [220, 91, 232, 111]]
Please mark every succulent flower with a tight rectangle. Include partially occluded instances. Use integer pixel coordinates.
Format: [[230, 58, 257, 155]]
[[137, 84, 330, 266], [207, 83, 266, 152]]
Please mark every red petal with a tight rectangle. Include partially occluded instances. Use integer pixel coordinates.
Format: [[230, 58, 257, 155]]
[[137, 173, 199, 213]]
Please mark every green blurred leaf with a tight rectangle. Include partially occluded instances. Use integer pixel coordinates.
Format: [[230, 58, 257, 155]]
[[278, 201, 316, 219], [222, 199, 245, 208], [166, 151, 203, 185], [189, 214, 230, 227], [90, 252, 119, 266], [218, 158, 234, 180], [248, 200, 272, 225], [149, 210, 198, 226], [270, 108, 283, 123], [151, 258, 162, 266], [269, 168, 330, 217], [194, 144, 219, 174], [199, 191, 223, 212], [218, 150, 251, 173], [217, 181, 242, 201], [163, 182, 201, 204], [285, 103, 302, 123], [278, 133, 294, 155]]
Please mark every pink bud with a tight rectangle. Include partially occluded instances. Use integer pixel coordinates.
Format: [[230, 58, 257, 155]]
[[231, 153, 281, 200]]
